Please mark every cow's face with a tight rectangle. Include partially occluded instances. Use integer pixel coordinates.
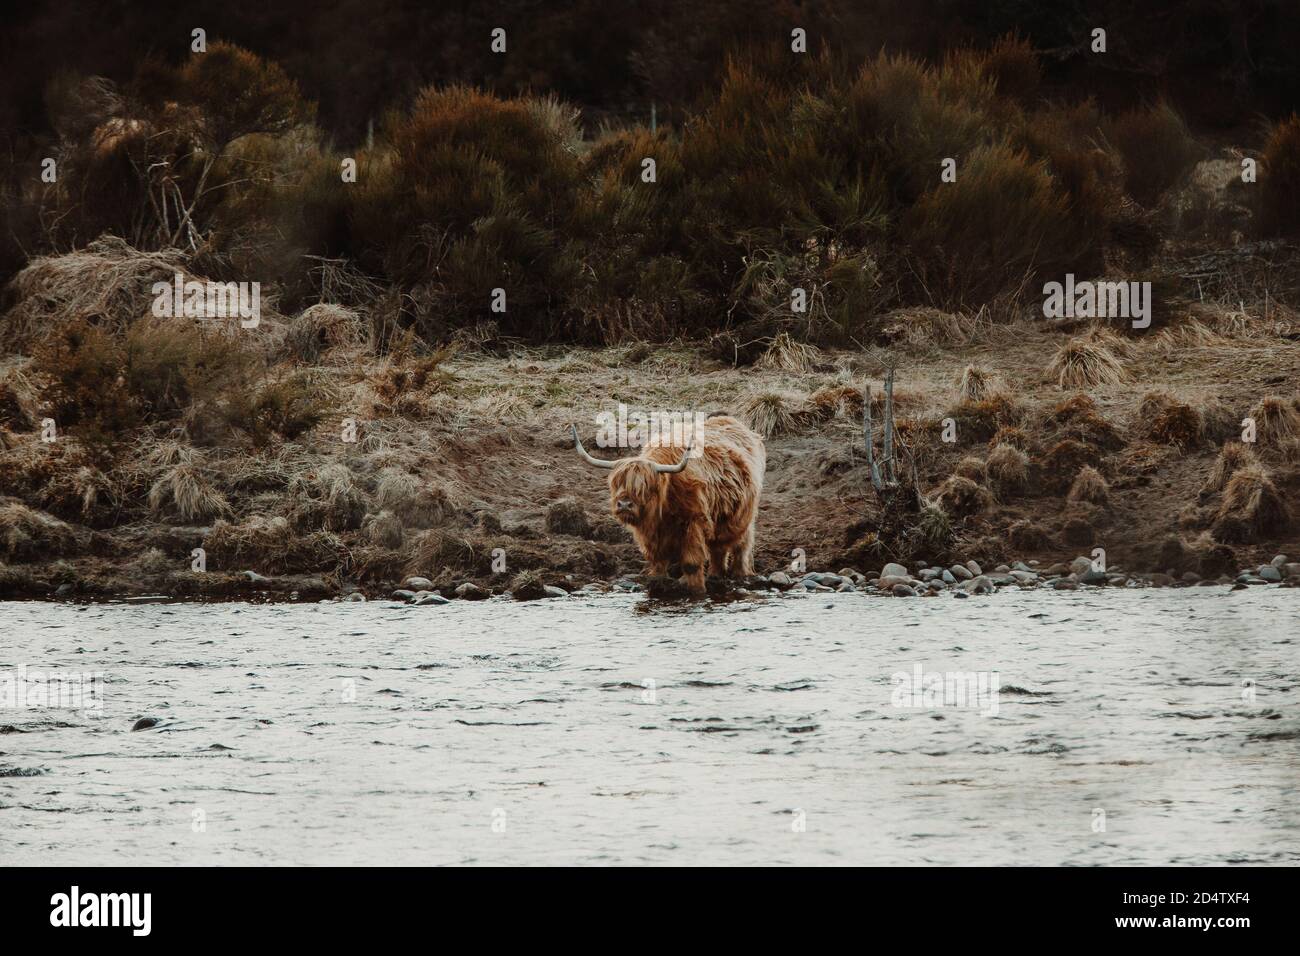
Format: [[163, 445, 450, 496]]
[[609, 459, 659, 526]]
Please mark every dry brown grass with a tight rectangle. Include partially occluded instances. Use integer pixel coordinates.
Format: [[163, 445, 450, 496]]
[[148, 464, 230, 523], [1136, 391, 1202, 449], [740, 389, 804, 438], [1049, 394, 1124, 450], [986, 443, 1030, 499], [953, 455, 988, 483], [1047, 337, 1126, 388], [284, 303, 367, 364], [1212, 465, 1289, 542], [286, 463, 368, 531], [958, 364, 996, 403], [988, 426, 1035, 453], [933, 475, 994, 518], [203, 514, 344, 574], [1006, 518, 1053, 552], [806, 384, 864, 421], [1036, 439, 1100, 493], [361, 509, 404, 549], [374, 467, 454, 529], [404, 528, 477, 577], [1246, 395, 1300, 448], [0, 499, 80, 561], [756, 332, 821, 373], [1201, 442, 1258, 495], [2, 237, 283, 350], [1067, 465, 1110, 505], [878, 308, 973, 348], [948, 393, 1023, 443]]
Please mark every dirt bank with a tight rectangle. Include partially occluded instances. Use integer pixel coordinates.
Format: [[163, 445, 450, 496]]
[[3, 295, 1300, 601]]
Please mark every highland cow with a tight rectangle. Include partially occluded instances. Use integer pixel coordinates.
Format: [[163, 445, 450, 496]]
[[572, 415, 765, 594]]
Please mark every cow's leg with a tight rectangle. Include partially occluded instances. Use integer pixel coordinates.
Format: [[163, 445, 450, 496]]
[[730, 523, 756, 577], [708, 543, 729, 579], [680, 520, 709, 595]]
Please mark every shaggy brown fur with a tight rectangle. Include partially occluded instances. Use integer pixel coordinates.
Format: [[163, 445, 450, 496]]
[[583, 415, 765, 594]]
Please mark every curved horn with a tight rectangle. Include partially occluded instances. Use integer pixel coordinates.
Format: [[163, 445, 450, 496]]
[[572, 424, 617, 469], [652, 448, 691, 474]]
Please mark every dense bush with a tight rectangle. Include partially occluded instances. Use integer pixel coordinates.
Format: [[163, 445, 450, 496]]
[[3, 35, 1276, 348], [1260, 113, 1300, 236], [1109, 101, 1199, 206]]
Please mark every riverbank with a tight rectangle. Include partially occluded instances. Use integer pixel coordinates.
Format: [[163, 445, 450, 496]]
[[4, 311, 1300, 602]]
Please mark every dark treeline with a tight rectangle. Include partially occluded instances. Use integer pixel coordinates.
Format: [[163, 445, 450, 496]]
[[3, 0, 1299, 143], [1, 0, 1298, 350]]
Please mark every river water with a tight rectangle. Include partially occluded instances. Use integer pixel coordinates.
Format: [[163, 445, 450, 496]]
[[1, 588, 1297, 866]]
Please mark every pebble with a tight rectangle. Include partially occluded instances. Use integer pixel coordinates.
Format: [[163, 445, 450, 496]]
[[949, 565, 973, 581], [965, 560, 982, 576], [131, 717, 159, 731], [413, 592, 450, 606], [391, 589, 417, 601], [768, 571, 792, 589], [455, 582, 490, 600]]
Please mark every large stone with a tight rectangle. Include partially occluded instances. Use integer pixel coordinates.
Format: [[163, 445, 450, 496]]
[[891, 584, 917, 597], [1271, 554, 1289, 568], [1258, 565, 1282, 582], [877, 575, 913, 590], [455, 582, 490, 600], [1069, 556, 1094, 576], [402, 576, 434, 591], [881, 562, 909, 579], [768, 571, 793, 589], [965, 560, 982, 576]]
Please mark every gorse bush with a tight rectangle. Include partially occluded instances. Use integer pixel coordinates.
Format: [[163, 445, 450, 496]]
[[1109, 100, 1198, 206], [349, 87, 587, 340], [1260, 113, 1300, 236], [4, 36, 1251, 347]]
